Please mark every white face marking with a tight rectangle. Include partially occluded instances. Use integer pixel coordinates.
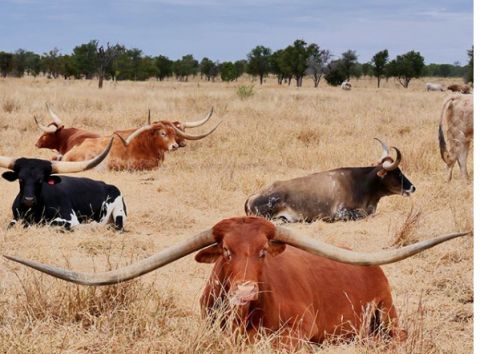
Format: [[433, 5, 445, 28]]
[[402, 185, 415, 196], [100, 195, 126, 226], [168, 142, 179, 151]]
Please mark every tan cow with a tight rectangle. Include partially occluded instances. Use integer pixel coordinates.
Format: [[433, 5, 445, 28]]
[[438, 94, 473, 181]]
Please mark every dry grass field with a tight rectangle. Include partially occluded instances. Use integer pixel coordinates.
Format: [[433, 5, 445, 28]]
[[0, 75, 473, 353]]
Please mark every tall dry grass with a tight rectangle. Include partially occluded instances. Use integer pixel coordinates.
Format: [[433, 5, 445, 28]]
[[0, 75, 473, 353]]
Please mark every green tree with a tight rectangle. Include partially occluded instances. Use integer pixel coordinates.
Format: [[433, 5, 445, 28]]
[[281, 39, 315, 87], [324, 59, 347, 86], [247, 45, 271, 84], [234, 60, 247, 80], [465, 46, 473, 83], [41, 48, 63, 78], [173, 54, 198, 81], [270, 49, 286, 84], [0, 51, 13, 77], [12, 49, 29, 77], [389, 50, 425, 88], [340, 50, 358, 79], [59, 55, 78, 79], [72, 41, 97, 79], [155, 55, 172, 81], [24, 51, 42, 77], [371, 49, 389, 88], [220, 61, 237, 81], [200, 57, 217, 81], [362, 63, 373, 77]]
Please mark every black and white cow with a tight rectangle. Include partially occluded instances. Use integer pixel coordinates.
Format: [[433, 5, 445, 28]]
[[0, 138, 127, 230]]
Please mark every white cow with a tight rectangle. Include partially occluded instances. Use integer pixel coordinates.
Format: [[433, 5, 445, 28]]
[[426, 83, 445, 92], [341, 80, 352, 90]]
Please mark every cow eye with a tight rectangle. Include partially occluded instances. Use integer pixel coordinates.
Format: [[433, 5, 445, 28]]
[[160, 131, 166, 137], [259, 249, 267, 258], [223, 247, 231, 261]]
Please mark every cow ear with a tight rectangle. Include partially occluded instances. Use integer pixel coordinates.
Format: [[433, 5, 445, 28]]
[[2, 171, 18, 181], [377, 169, 387, 178], [268, 241, 286, 257], [47, 176, 62, 185], [195, 245, 222, 263]]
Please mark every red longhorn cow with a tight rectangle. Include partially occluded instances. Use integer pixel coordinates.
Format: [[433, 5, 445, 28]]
[[4, 217, 468, 349]]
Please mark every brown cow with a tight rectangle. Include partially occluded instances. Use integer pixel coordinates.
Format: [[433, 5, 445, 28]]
[[447, 84, 471, 94], [62, 120, 220, 171], [36, 105, 215, 157], [438, 94, 473, 181], [34, 104, 100, 158], [4, 217, 469, 348]]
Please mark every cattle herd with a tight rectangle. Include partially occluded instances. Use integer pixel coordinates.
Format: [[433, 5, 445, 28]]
[[1, 90, 473, 349]]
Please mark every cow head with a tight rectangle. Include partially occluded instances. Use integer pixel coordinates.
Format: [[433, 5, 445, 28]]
[[122, 115, 221, 152], [147, 108, 217, 148], [34, 104, 65, 150], [195, 217, 285, 318], [120, 122, 179, 152], [374, 139, 415, 196], [0, 138, 113, 209]]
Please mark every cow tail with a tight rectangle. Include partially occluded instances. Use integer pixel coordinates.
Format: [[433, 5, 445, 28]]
[[438, 96, 455, 165]]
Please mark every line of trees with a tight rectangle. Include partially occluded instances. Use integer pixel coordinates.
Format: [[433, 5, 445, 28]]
[[0, 39, 473, 89]]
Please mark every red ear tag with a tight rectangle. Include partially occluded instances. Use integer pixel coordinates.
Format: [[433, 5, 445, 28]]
[[47, 179, 56, 185]]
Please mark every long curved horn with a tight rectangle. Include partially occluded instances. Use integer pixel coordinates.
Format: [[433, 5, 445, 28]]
[[382, 147, 401, 171], [274, 226, 470, 266], [0, 156, 15, 170], [51, 137, 114, 174], [122, 123, 158, 146], [34, 116, 57, 133], [183, 107, 214, 128], [3, 229, 215, 286], [46, 103, 63, 125], [374, 138, 389, 161], [172, 121, 222, 140]]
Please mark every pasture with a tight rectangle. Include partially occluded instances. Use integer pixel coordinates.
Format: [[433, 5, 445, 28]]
[[0, 76, 473, 353]]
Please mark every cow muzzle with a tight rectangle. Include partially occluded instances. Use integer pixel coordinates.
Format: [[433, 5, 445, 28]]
[[229, 281, 259, 306], [22, 196, 36, 208], [169, 143, 179, 151], [402, 185, 416, 196]]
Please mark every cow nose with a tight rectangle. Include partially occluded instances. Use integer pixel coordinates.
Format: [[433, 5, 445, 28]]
[[23, 196, 36, 207], [170, 143, 179, 151], [411, 186, 416, 193], [229, 281, 259, 306]]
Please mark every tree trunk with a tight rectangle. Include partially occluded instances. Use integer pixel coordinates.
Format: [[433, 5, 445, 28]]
[[295, 76, 301, 87], [98, 74, 104, 89], [260, 74, 264, 85], [377, 76, 381, 88]]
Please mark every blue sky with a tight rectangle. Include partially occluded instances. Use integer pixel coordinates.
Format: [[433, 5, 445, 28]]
[[1, 0, 473, 64]]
